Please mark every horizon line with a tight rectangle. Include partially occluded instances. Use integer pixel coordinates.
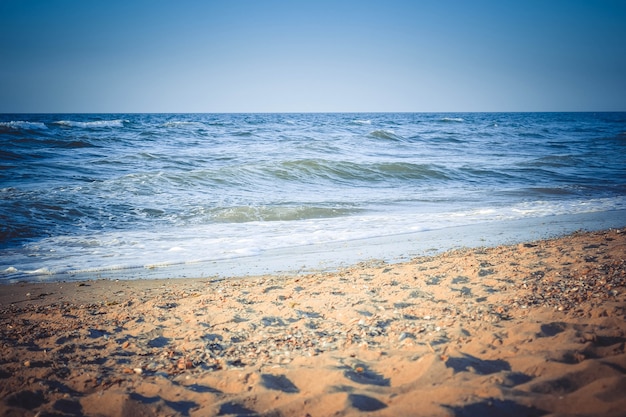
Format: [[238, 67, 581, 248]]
[[2, 110, 626, 115]]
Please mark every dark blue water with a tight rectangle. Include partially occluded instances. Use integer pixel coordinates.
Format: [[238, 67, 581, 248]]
[[1, 113, 625, 282]]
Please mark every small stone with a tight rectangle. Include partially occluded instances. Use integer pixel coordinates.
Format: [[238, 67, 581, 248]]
[[178, 358, 193, 370], [398, 332, 412, 341], [133, 368, 143, 375], [23, 360, 31, 367]]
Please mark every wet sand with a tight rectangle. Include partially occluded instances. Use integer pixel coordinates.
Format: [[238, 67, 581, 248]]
[[1, 228, 625, 416]]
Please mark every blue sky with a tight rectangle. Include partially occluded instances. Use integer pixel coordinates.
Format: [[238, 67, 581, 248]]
[[1, 0, 625, 112]]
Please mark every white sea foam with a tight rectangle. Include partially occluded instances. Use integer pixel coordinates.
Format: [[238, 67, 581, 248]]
[[26, 267, 53, 275], [6, 195, 625, 281], [53, 119, 126, 128], [0, 121, 47, 130]]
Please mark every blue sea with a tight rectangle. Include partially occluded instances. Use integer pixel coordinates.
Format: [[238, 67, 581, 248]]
[[1, 113, 625, 283]]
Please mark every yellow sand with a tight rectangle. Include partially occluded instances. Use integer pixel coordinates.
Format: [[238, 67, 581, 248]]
[[1, 228, 625, 416]]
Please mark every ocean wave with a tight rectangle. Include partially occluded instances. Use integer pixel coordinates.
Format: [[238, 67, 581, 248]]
[[524, 155, 583, 168], [53, 119, 127, 128], [368, 130, 403, 141], [232, 130, 254, 137], [161, 121, 207, 129], [33, 267, 55, 275], [375, 162, 451, 180], [3, 136, 97, 150], [64, 139, 98, 149], [428, 135, 465, 143], [272, 159, 450, 182], [206, 120, 234, 127], [1, 112, 625, 283], [210, 205, 360, 223], [0, 121, 47, 130]]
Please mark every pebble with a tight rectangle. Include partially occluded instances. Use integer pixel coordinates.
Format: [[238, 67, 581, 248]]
[[398, 332, 411, 341]]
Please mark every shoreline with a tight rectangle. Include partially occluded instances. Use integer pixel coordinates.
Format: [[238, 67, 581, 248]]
[[1, 227, 625, 416], [4, 208, 626, 284]]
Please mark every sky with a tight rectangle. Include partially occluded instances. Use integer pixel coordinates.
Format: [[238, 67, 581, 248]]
[[1, 0, 625, 113]]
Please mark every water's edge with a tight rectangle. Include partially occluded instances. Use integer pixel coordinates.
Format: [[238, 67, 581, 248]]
[[5, 209, 624, 284]]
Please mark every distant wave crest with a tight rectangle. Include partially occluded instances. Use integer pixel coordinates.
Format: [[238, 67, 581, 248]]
[[0, 121, 47, 130], [53, 119, 127, 128]]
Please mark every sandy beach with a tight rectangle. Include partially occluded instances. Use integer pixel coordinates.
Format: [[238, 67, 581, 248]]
[[1, 227, 625, 417]]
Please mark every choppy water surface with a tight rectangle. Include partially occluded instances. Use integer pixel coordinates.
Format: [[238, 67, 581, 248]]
[[1, 113, 625, 281]]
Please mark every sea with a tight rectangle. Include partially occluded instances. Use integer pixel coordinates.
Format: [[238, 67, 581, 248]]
[[1, 113, 625, 283]]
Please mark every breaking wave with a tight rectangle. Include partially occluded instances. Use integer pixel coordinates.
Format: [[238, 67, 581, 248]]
[[53, 119, 127, 128], [0, 121, 47, 130]]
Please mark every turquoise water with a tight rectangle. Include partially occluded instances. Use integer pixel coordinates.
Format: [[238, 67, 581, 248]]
[[1, 113, 625, 282]]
